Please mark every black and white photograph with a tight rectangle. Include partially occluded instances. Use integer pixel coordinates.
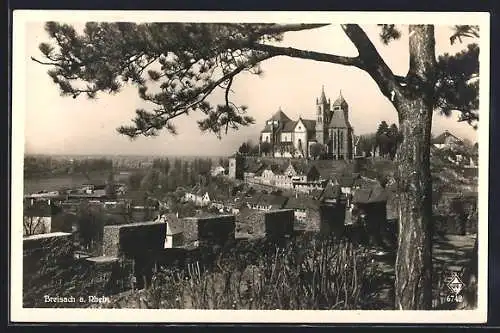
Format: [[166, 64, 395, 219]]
[[11, 11, 489, 323]]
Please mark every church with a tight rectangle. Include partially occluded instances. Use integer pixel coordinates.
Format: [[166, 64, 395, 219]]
[[260, 86, 354, 160]]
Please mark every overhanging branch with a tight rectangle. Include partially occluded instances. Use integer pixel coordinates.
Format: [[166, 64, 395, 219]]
[[251, 43, 363, 68]]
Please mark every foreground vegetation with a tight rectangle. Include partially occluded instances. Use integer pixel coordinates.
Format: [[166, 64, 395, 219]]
[[99, 236, 384, 310]]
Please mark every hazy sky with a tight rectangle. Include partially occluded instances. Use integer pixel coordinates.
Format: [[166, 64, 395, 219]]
[[23, 22, 479, 156]]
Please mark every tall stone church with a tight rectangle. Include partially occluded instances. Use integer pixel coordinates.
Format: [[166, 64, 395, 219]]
[[260, 86, 353, 160]]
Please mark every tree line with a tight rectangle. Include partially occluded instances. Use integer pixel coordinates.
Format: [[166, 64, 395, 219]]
[[24, 156, 114, 178], [357, 121, 403, 160], [127, 157, 230, 195]]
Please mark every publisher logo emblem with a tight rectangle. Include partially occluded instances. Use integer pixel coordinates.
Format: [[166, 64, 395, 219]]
[[447, 273, 465, 296]]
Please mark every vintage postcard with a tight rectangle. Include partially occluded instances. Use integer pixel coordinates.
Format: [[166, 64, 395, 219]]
[[11, 10, 489, 323]]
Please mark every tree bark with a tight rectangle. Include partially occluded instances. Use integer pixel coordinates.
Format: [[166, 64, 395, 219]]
[[394, 25, 436, 310]]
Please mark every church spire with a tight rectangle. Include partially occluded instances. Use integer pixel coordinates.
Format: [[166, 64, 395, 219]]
[[320, 85, 327, 104]]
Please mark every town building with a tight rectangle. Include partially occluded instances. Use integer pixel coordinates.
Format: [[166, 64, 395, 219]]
[[259, 86, 354, 160], [351, 185, 389, 247], [156, 214, 184, 249], [284, 195, 321, 230], [432, 130, 463, 149]]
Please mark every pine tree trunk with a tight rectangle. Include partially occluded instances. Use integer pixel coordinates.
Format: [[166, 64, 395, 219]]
[[394, 25, 436, 310], [394, 96, 434, 310]]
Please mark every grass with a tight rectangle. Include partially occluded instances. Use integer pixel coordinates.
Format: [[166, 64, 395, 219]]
[[100, 236, 381, 310]]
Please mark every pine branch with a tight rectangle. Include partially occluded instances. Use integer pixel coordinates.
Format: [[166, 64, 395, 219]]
[[251, 43, 363, 68]]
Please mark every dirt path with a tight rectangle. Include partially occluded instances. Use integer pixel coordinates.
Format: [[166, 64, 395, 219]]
[[365, 233, 476, 309]]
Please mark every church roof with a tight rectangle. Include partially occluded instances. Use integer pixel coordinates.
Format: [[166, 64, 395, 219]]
[[261, 108, 292, 132], [299, 118, 317, 132], [332, 91, 348, 107], [282, 120, 298, 132], [270, 108, 292, 123], [328, 110, 351, 128]]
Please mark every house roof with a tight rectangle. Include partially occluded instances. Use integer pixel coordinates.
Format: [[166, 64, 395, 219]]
[[267, 164, 287, 175], [335, 173, 360, 187], [318, 182, 341, 201], [352, 186, 389, 204], [285, 197, 320, 210], [354, 176, 380, 188], [264, 194, 289, 207], [432, 130, 462, 145], [248, 193, 288, 208], [310, 189, 325, 200]]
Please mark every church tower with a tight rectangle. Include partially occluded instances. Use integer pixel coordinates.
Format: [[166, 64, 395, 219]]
[[315, 85, 330, 145], [329, 90, 353, 160]]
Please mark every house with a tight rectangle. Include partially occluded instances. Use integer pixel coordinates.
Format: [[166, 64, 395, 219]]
[[432, 130, 463, 149], [317, 181, 342, 204], [351, 186, 389, 246], [316, 181, 346, 235], [246, 193, 289, 211], [333, 173, 361, 196], [156, 214, 184, 249], [211, 165, 226, 177], [287, 163, 323, 192], [285, 196, 321, 229], [184, 185, 215, 207], [243, 160, 267, 182]]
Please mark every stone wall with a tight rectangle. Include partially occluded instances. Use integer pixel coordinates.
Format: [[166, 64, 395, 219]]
[[236, 209, 267, 236], [184, 215, 236, 247], [319, 203, 346, 236], [23, 232, 74, 275], [102, 221, 167, 257], [264, 209, 295, 239]]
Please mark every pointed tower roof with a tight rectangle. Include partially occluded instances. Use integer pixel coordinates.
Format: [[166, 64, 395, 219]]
[[319, 85, 328, 104], [270, 107, 292, 123], [332, 90, 348, 107], [328, 108, 351, 128]]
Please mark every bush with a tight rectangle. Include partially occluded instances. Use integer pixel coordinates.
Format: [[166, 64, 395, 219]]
[[102, 237, 379, 310]]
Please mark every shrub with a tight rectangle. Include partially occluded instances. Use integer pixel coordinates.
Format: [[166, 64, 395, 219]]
[[103, 236, 379, 310]]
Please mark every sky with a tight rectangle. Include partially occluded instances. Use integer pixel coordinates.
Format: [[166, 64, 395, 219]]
[[23, 22, 480, 156]]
